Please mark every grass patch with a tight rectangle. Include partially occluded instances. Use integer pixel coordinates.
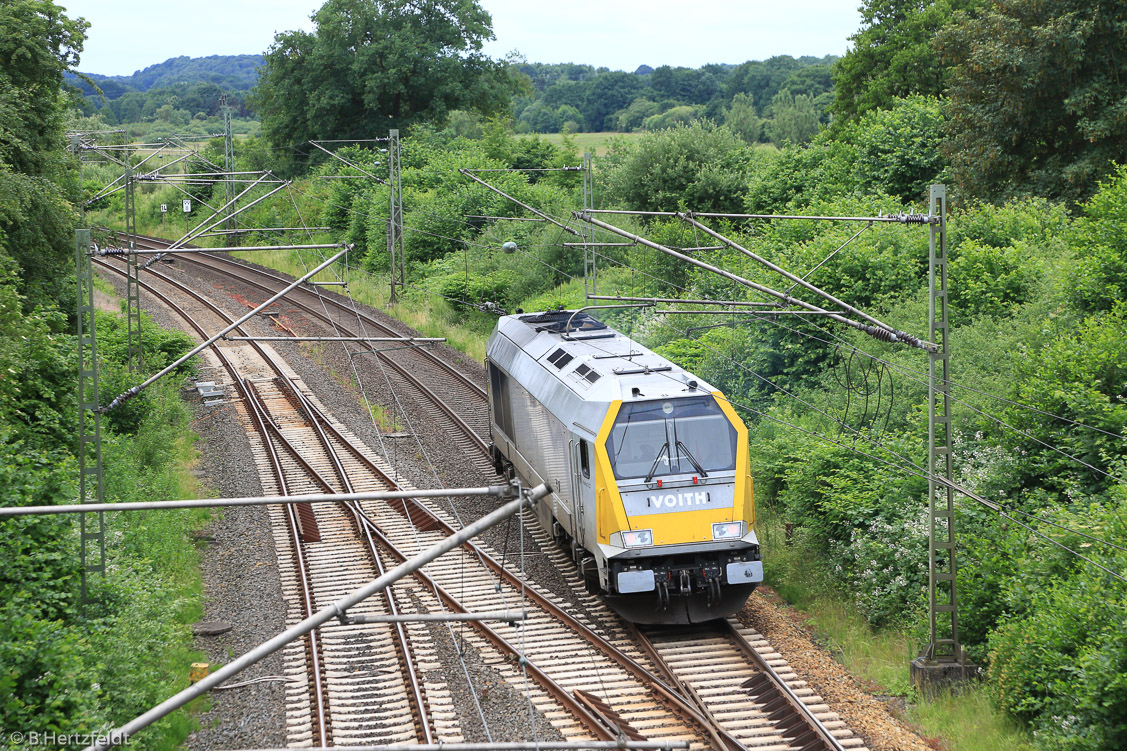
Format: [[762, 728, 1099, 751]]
[[908, 688, 1036, 751], [756, 506, 1035, 751], [540, 131, 642, 156], [90, 378, 215, 748]]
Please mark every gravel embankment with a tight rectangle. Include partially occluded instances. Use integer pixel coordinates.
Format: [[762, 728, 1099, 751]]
[[740, 588, 933, 751]]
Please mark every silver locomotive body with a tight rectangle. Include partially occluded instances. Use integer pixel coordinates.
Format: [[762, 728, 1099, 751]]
[[486, 310, 762, 624]]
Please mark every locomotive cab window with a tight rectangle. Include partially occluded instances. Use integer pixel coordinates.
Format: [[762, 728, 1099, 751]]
[[605, 397, 737, 480], [579, 439, 590, 479]]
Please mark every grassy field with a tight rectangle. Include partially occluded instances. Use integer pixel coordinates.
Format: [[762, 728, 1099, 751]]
[[540, 131, 642, 156]]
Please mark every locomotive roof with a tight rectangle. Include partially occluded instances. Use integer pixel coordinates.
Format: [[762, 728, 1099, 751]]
[[489, 310, 719, 404]]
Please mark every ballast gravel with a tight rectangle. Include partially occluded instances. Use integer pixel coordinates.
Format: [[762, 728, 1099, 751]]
[[740, 588, 935, 751]]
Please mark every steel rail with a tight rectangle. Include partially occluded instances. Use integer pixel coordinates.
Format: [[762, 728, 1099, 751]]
[[84, 488, 542, 751], [181, 251, 490, 457], [99, 255, 609, 743], [286, 388, 746, 751], [275, 377, 435, 743], [625, 624, 737, 751], [723, 620, 848, 751]]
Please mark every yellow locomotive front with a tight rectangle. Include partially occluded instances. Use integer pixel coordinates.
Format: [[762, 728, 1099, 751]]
[[593, 392, 761, 624]]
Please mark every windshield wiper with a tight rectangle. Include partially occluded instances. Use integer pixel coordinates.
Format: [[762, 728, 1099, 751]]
[[676, 441, 708, 478], [613, 411, 634, 462], [644, 443, 669, 483]]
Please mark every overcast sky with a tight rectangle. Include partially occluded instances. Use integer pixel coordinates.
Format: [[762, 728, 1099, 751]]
[[61, 0, 861, 77]]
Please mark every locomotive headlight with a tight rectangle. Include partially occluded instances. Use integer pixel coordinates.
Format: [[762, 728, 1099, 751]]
[[621, 529, 653, 548], [712, 521, 745, 540]]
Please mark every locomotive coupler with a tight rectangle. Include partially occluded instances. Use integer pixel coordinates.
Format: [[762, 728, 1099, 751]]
[[679, 569, 692, 596]]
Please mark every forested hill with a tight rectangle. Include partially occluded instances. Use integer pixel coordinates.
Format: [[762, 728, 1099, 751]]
[[512, 56, 837, 133], [67, 54, 263, 99]]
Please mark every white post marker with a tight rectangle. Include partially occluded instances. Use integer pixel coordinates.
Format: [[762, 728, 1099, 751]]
[[160, 204, 167, 213], [182, 199, 191, 213]]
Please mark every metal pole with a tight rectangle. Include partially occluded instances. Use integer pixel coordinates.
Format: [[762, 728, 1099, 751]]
[[75, 230, 105, 606], [654, 309, 842, 315], [680, 213, 904, 338], [583, 151, 596, 297], [0, 484, 517, 517], [107, 244, 343, 256], [588, 294, 779, 307], [575, 212, 936, 352], [586, 208, 939, 223], [105, 247, 350, 410], [83, 484, 550, 751], [169, 176, 287, 250], [123, 169, 144, 371], [344, 610, 528, 624], [925, 184, 960, 662], [222, 336, 445, 343], [388, 129, 405, 301], [221, 96, 235, 247], [310, 141, 388, 185]]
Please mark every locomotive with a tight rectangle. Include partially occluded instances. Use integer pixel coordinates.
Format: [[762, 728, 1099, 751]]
[[486, 310, 762, 624]]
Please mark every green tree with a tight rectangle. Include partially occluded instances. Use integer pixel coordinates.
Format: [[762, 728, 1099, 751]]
[[642, 106, 700, 131], [831, 0, 976, 123], [1066, 165, 1127, 315], [766, 91, 821, 145], [747, 96, 946, 210], [518, 101, 558, 133], [723, 93, 763, 143], [0, 0, 86, 308], [938, 0, 1127, 204], [0, 0, 88, 176], [254, 0, 513, 164], [601, 121, 755, 214], [582, 72, 644, 131], [613, 98, 660, 132]]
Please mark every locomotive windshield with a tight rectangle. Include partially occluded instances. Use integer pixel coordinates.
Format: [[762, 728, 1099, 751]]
[[606, 396, 738, 480]]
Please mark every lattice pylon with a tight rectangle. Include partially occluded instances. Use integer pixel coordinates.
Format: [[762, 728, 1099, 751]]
[[76, 229, 106, 606], [926, 184, 961, 662], [123, 169, 144, 371]]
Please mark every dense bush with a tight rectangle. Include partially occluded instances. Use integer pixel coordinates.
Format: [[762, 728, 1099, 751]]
[[988, 500, 1127, 751], [598, 121, 762, 214]]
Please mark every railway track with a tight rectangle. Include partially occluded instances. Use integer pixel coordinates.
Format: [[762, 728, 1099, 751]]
[[95, 258, 455, 745], [97, 234, 871, 751], [126, 234, 495, 476]]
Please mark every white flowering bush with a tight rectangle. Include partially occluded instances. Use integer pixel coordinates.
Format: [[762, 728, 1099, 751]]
[[828, 506, 930, 627]]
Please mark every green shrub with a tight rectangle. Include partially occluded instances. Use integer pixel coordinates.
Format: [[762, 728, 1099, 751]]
[[435, 270, 516, 308], [600, 121, 758, 214], [1066, 165, 1127, 315], [988, 504, 1127, 751]]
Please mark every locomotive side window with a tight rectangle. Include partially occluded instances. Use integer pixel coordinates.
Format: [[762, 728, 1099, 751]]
[[489, 362, 514, 438], [605, 397, 737, 480], [579, 439, 590, 479]]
